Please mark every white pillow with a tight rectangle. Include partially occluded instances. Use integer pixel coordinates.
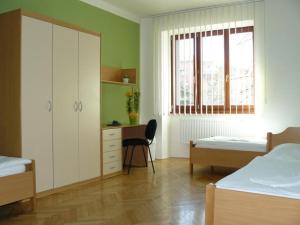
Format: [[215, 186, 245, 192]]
[[266, 143, 300, 162]]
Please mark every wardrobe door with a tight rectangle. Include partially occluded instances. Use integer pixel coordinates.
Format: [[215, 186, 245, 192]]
[[53, 25, 79, 188], [78, 32, 101, 181], [21, 16, 53, 192]]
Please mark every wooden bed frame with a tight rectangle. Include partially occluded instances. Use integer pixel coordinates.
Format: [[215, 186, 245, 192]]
[[189, 136, 270, 174], [0, 160, 36, 210], [205, 127, 300, 225]]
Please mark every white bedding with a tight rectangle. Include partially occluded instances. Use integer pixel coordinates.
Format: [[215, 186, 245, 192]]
[[216, 143, 300, 200], [264, 143, 300, 162], [0, 165, 26, 177], [0, 156, 31, 177], [194, 136, 267, 152]]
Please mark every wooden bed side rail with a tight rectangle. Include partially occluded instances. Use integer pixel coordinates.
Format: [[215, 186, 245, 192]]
[[29, 160, 36, 210], [0, 159, 36, 210], [205, 183, 216, 225], [213, 188, 300, 225], [12, 159, 36, 210]]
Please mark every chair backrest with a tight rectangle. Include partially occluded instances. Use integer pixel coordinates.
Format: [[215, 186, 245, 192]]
[[145, 119, 157, 141]]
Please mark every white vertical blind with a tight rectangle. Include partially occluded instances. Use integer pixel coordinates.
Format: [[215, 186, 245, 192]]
[[153, 0, 265, 116]]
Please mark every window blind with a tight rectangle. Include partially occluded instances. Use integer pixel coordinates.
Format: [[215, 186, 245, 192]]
[[153, 0, 265, 116]]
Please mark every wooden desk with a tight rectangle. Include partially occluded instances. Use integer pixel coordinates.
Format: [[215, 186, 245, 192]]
[[101, 124, 147, 177], [122, 124, 147, 167]]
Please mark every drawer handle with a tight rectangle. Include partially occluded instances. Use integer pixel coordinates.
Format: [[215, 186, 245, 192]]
[[110, 166, 116, 169], [109, 133, 115, 136], [110, 156, 115, 159], [110, 144, 116, 147]]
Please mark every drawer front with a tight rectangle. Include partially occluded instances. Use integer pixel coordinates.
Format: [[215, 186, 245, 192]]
[[103, 150, 121, 163], [103, 161, 122, 175], [102, 128, 121, 140], [103, 139, 122, 152]]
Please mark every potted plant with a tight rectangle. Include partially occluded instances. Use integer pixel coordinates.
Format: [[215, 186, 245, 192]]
[[125, 88, 140, 125], [123, 74, 129, 84]]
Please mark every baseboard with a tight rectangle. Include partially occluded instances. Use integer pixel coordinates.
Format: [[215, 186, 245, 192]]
[[102, 171, 123, 179], [36, 176, 102, 198]]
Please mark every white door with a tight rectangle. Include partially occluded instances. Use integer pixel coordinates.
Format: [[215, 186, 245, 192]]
[[53, 25, 79, 188], [78, 32, 101, 181], [21, 16, 53, 193]]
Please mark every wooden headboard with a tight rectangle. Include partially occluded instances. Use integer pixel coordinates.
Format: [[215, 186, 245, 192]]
[[267, 127, 300, 151]]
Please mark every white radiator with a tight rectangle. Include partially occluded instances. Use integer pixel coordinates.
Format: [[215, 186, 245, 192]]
[[180, 117, 259, 144]]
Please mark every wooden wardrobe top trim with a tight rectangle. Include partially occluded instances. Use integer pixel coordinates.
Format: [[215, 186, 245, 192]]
[[10, 9, 101, 37]]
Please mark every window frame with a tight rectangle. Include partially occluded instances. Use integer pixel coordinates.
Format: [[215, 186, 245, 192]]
[[171, 26, 254, 114], [171, 33, 197, 114]]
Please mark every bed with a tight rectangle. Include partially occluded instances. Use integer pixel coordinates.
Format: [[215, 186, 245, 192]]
[[205, 127, 300, 225], [190, 136, 268, 174], [0, 156, 36, 210]]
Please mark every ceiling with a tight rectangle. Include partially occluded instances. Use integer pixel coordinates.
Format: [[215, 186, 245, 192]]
[[81, 0, 247, 22], [101, 0, 246, 16]]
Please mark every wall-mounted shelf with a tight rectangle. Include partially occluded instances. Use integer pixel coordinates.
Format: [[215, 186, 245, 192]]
[[101, 66, 136, 86], [101, 80, 136, 86]]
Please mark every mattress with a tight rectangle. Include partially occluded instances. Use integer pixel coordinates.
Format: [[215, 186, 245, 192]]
[[0, 156, 31, 177], [194, 136, 267, 152], [216, 144, 300, 200]]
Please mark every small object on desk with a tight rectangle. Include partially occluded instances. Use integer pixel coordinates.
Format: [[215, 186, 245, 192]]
[[107, 120, 121, 126]]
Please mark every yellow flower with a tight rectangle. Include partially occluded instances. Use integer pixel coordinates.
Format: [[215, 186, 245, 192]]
[[129, 112, 139, 118], [125, 91, 133, 97]]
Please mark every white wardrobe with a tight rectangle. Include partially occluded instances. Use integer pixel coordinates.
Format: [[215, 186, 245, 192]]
[[0, 11, 101, 193]]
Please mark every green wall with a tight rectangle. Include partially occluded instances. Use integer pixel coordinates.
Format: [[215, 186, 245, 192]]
[[0, 0, 139, 125]]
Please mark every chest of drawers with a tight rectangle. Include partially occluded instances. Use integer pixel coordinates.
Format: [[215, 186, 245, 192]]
[[101, 128, 122, 176]]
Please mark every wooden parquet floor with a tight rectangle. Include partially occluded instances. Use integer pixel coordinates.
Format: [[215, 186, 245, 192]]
[[0, 158, 226, 225]]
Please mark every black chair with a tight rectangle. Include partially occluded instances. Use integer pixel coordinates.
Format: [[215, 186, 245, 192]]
[[122, 119, 157, 174]]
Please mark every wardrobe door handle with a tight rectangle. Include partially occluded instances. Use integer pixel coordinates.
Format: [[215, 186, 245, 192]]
[[79, 101, 83, 112], [48, 100, 52, 112], [74, 101, 78, 112]]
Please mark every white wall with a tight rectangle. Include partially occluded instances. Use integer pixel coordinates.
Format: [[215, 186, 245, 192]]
[[140, 18, 154, 123], [140, 0, 300, 158], [263, 0, 300, 132], [140, 18, 156, 160], [169, 117, 187, 158], [140, 18, 170, 159]]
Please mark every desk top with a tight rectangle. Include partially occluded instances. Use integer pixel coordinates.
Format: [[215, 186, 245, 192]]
[[101, 124, 146, 130]]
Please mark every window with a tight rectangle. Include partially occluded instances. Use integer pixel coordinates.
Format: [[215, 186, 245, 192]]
[[171, 26, 254, 114]]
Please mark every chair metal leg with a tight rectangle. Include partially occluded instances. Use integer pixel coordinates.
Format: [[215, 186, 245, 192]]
[[142, 146, 148, 167], [190, 163, 194, 175], [210, 166, 214, 174], [123, 146, 129, 168], [147, 146, 155, 174], [128, 145, 136, 174]]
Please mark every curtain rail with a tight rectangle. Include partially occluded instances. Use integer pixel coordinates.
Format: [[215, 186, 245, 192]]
[[147, 0, 263, 19]]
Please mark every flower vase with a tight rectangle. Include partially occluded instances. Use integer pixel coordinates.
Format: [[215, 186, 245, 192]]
[[128, 112, 139, 125]]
